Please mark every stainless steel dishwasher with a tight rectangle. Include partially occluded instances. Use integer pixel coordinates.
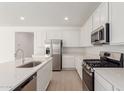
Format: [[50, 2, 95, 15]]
[[14, 73, 37, 91]]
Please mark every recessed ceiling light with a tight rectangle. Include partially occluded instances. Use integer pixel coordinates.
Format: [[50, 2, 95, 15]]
[[20, 16, 25, 20], [64, 17, 69, 21]]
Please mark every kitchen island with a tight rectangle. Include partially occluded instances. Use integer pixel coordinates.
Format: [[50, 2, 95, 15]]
[[0, 57, 52, 91]]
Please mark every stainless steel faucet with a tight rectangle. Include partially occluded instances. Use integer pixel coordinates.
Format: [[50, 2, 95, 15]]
[[15, 48, 25, 64]]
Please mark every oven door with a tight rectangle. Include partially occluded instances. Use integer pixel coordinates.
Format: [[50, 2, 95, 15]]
[[91, 31, 99, 45], [83, 66, 94, 91], [99, 23, 109, 44]]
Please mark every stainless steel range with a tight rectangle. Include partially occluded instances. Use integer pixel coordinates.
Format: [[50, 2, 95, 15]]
[[82, 51, 124, 91]]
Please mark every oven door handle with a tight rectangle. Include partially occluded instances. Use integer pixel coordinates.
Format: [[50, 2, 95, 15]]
[[83, 68, 93, 76]]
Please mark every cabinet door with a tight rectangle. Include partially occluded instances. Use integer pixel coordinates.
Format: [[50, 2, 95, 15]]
[[77, 65, 82, 80], [80, 27, 85, 47], [62, 30, 79, 47], [75, 56, 83, 80], [85, 17, 92, 46], [69, 55, 82, 76], [34, 32, 42, 48], [92, 7, 100, 31], [80, 16, 92, 47], [109, 3, 124, 44], [95, 72, 114, 91], [34, 32, 41, 55], [80, 24, 87, 47], [75, 57, 79, 70], [37, 59, 52, 90], [41, 31, 47, 46], [46, 30, 62, 40], [62, 55, 75, 69], [34, 31, 46, 55], [99, 2, 109, 25], [92, 3, 109, 31]]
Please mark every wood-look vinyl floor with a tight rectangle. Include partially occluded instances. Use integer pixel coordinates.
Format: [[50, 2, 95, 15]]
[[47, 70, 82, 91]]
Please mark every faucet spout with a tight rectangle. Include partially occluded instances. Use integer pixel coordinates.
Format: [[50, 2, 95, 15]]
[[15, 48, 25, 64]]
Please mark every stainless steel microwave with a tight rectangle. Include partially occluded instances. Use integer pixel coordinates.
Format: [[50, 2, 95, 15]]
[[91, 23, 109, 45]]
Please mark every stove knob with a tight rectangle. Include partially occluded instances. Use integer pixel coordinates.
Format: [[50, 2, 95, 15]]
[[86, 65, 90, 70], [83, 63, 86, 66], [91, 68, 94, 72]]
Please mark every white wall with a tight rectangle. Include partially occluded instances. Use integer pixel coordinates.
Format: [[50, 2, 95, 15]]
[[84, 45, 124, 55], [0, 31, 15, 63], [0, 26, 81, 63]]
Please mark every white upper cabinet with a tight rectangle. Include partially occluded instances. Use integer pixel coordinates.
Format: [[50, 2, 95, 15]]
[[85, 16, 92, 46], [99, 3, 109, 25], [92, 7, 100, 31], [34, 31, 46, 55], [34, 28, 80, 50], [34, 31, 47, 47], [80, 16, 92, 47], [109, 3, 124, 45], [92, 2, 109, 31], [46, 30, 62, 40], [80, 26, 85, 47], [62, 29, 80, 47], [34, 32, 42, 48], [46, 28, 80, 47]]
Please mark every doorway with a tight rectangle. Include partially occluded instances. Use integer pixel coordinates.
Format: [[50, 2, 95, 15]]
[[15, 32, 34, 58]]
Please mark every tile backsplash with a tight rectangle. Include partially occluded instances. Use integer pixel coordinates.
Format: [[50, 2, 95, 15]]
[[84, 45, 124, 55]]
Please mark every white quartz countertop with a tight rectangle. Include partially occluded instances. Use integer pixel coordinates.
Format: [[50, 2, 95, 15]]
[[94, 68, 124, 90], [0, 57, 52, 91]]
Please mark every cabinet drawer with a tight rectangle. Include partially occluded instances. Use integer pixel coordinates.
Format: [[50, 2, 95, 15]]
[[95, 72, 114, 91], [62, 55, 75, 68]]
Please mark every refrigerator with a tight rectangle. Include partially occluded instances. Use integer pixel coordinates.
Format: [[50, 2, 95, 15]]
[[45, 39, 62, 71]]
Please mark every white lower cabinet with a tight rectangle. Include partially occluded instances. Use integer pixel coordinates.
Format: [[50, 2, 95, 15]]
[[75, 56, 83, 80], [95, 72, 114, 91], [62, 55, 75, 69], [62, 55, 83, 80], [37, 59, 52, 90]]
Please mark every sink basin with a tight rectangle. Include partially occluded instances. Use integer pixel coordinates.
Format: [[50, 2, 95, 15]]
[[17, 61, 42, 68]]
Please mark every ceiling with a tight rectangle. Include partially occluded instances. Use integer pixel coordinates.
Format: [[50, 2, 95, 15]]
[[0, 2, 100, 27]]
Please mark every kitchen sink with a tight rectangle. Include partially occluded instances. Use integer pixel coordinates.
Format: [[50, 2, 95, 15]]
[[17, 61, 42, 68]]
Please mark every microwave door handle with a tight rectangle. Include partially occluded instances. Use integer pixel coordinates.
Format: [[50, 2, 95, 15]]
[[98, 31, 100, 41]]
